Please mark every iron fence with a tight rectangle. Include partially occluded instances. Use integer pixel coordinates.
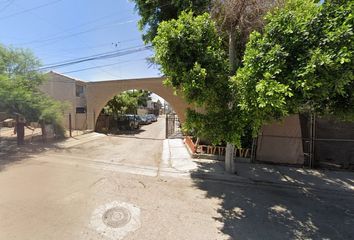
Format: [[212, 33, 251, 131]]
[[165, 114, 180, 138]]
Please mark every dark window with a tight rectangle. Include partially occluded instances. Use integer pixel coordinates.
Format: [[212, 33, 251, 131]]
[[76, 107, 86, 113], [76, 85, 84, 97]]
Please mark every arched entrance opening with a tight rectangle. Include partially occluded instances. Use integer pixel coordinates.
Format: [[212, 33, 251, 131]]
[[87, 87, 185, 168], [94, 89, 181, 139], [85, 77, 189, 131]]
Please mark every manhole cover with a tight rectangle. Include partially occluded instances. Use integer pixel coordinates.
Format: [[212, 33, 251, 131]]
[[90, 201, 141, 240], [102, 207, 131, 228]]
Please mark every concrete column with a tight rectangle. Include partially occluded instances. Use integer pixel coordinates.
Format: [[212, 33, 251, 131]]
[[85, 84, 95, 130]]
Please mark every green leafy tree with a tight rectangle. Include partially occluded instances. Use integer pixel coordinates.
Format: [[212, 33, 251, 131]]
[[129, 90, 152, 107], [153, 12, 245, 144], [0, 45, 65, 136], [0, 45, 42, 85], [104, 90, 152, 116], [211, 0, 279, 155], [130, 0, 211, 43], [134, 0, 277, 147], [104, 92, 138, 116], [234, 0, 354, 135]]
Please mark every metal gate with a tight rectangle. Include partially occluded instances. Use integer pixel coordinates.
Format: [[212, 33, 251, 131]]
[[301, 114, 354, 169], [165, 114, 179, 138]]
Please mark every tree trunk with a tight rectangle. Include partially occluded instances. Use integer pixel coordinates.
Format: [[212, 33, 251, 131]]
[[229, 30, 237, 75], [225, 29, 237, 173], [16, 116, 25, 146]]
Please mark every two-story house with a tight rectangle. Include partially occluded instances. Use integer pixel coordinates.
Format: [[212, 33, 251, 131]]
[[40, 71, 88, 130]]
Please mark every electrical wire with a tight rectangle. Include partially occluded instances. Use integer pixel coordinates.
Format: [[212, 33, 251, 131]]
[[61, 57, 149, 74], [0, 0, 63, 20], [14, 7, 134, 47], [1, 1, 171, 76], [0, 0, 14, 13], [10, 1, 127, 79], [13, 2, 174, 48], [19, 18, 138, 47], [40, 45, 148, 67], [42, 38, 141, 54], [38, 45, 152, 70]]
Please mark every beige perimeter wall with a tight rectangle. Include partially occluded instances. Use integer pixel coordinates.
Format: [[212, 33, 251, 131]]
[[256, 114, 304, 165]]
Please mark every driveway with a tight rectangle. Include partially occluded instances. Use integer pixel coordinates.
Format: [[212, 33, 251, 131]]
[[57, 116, 166, 168]]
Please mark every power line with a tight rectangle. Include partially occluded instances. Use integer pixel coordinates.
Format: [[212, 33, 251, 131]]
[[53, 38, 141, 52], [0, 0, 14, 13], [10, 1, 126, 80], [13, 8, 134, 47], [14, 2, 175, 48], [38, 45, 152, 71], [1, 1, 170, 76], [61, 57, 149, 74], [0, 0, 63, 20], [34, 39, 141, 59], [18, 18, 138, 48], [40, 45, 147, 67]]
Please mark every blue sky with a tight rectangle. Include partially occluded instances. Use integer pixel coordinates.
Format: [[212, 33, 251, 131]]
[[0, 0, 161, 81]]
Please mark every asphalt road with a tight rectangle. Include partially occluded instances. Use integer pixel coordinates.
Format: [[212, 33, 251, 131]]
[[0, 116, 353, 240]]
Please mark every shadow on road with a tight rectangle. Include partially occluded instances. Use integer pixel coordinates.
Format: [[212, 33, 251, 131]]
[[0, 138, 62, 172], [105, 128, 165, 141], [107, 129, 146, 135], [191, 160, 354, 239]]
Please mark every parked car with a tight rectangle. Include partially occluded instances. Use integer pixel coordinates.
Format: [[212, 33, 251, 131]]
[[136, 115, 149, 125], [141, 114, 152, 124], [117, 114, 140, 130], [147, 114, 157, 122], [144, 114, 154, 123]]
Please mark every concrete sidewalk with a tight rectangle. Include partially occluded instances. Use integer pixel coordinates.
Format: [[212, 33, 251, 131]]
[[165, 138, 354, 194], [160, 139, 197, 175]]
